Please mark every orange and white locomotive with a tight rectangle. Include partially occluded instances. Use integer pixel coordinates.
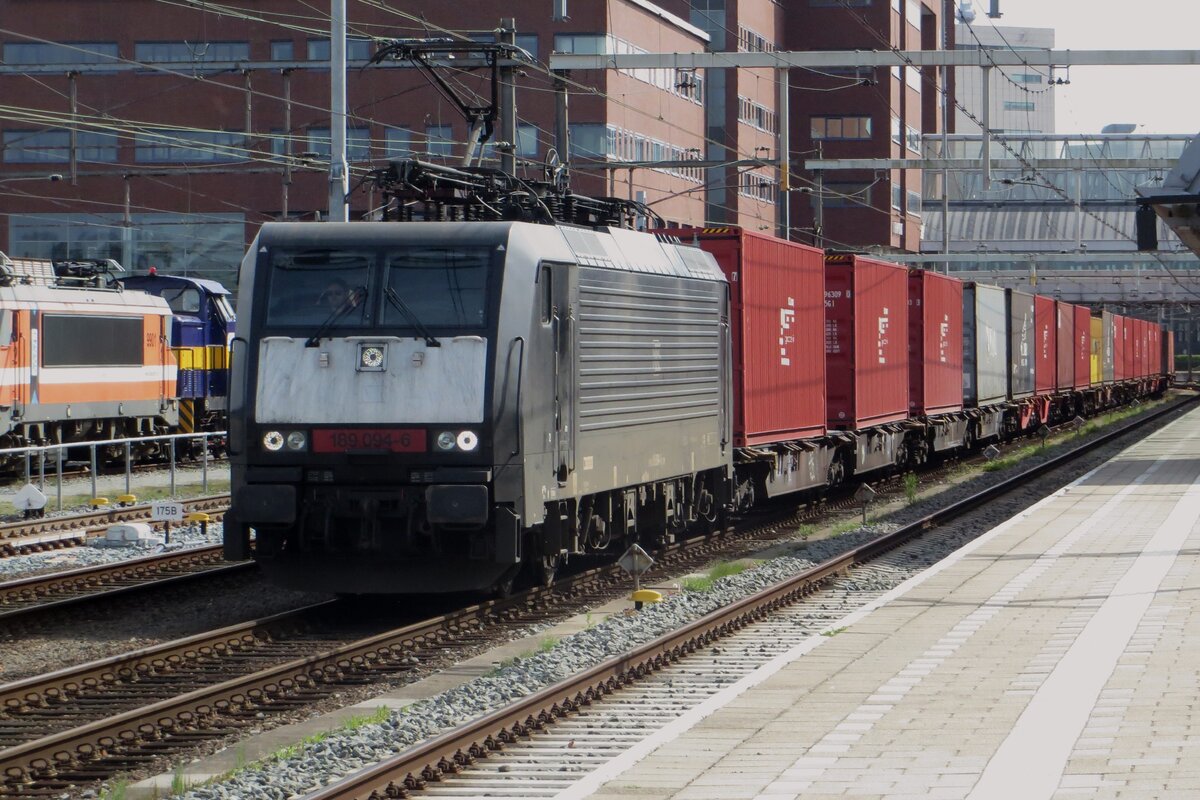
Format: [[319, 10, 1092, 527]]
[[0, 253, 177, 461]]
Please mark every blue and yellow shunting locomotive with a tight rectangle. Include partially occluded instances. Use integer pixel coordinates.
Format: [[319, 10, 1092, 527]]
[[120, 270, 236, 436]]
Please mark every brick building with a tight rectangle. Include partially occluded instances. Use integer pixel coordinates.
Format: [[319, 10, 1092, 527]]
[[785, 0, 949, 253], [0, 0, 950, 288]]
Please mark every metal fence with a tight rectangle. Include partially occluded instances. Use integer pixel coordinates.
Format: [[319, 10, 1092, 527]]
[[0, 431, 226, 513]]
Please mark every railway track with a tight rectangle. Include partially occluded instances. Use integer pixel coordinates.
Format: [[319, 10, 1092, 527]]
[[0, 544, 249, 624], [0, 494, 230, 558], [0, 396, 1189, 798], [300, 395, 1198, 800]]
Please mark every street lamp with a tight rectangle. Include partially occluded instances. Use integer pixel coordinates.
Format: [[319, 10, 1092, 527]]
[[0, 173, 64, 186]]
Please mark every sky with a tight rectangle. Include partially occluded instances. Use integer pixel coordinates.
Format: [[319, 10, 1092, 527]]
[[963, 0, 1200, 134]]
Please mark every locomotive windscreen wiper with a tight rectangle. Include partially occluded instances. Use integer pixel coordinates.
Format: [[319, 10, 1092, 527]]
[[305, 287, 367, 347], [385, 287, 441, 347]]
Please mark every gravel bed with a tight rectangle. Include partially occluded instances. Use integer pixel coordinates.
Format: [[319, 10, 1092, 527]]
[[0, 521, 225, 582], [0, 541, 327, 684], [164, 399, 1193, 800]]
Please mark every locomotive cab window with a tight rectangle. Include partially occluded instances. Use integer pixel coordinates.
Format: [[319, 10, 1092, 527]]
[[0, 312, 11, 346], [265, 249, 372, 328], [161, 286, 201, 314], [381, 246, 490, 330]]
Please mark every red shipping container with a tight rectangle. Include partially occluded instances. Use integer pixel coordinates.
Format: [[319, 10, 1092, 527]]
[[1072, 305, 1091, 389], [1113, 315, 1127, 381], [1151, 324, 1162, 375], [1055, 301, 1074, 391], [1132, 319, 1142, 379], [1149, 322, 1157, 376], [908, 270, 963, 415], [668, 228, 826, 446], [1034, 295, 1056, 395], [825, 254, 909, 429], [1124, 317, 1135, 380], [1166, 329, 1175, 379]]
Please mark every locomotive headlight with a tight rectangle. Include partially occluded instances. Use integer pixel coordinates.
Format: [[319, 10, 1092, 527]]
[[285, 431, 308, 451], [436, 431, 457, 451], [262, 430, 284, 451], [456, 430, 479, 451]]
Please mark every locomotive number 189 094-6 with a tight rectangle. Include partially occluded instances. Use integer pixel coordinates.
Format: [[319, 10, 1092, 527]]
[[312, 428, 426, 453]]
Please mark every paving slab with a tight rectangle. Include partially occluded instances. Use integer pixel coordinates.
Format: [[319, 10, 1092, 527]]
[[569, 406, 1200, 800]]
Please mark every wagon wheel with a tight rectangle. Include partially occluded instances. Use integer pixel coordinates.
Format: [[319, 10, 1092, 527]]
[[827, 456, 845, 489]]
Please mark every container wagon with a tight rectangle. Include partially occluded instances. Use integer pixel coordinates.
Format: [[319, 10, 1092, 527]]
[[907, 269, 967, 463]]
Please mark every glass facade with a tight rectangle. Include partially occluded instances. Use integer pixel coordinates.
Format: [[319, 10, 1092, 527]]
[[3, 130, 119, 163], [306, 38, 372, 61], [8, 213, 246, 288], [3, 42, 119, 65], [812, 116, 873, 140], [135, 130, 246, 163], [135, 41, 249, 63], [306, 127, 372, 162], [425, 125, 454, 158]]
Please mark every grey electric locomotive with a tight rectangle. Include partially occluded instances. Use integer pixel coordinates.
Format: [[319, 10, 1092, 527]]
[[225, 220, 731, 594]]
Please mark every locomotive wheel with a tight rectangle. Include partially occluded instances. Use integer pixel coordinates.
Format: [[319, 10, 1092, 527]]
[[491, 571, 517, 599], [534, 554, 560, 587]]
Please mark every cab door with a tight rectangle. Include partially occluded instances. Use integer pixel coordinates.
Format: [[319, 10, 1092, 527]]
[[0, 310, 21, 415], [547, 262, 577, 485]]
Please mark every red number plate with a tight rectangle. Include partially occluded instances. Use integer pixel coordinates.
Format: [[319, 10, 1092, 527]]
[[312, 428, 425, 453]]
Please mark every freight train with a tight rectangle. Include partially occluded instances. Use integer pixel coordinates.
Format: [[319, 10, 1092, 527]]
[[223, 161, 1173, 596], [0, 253, 233, 469]]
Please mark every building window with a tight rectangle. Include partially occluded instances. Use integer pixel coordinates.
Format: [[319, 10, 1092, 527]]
[[385, 127, 415, 158], [553, 34, 608, 54], [906, 124, 921, 153], [558, 34, 702, 104], [270, 41, 294, 61], [468, 33, 538, 58], [3, 130, 118, 163], [135, 130, 246, 163], [135, 41, 249, 63], [425, 125, 454, 158], [891, 116, 902, 146], [904, 65, 922, 93], [306, 127, 371, 161], [568, 123, 607, 158], [306, 38, 372, 61], [268, 129, 293, 157], [825, 182, 873, 208], [738, 97, 778, 134], [3, 42, 119, 66], [1013, 73, 1044, 84], [891, 183, 902, 209], [516, 124, 539, 157], [906, 189, 922, 215], [480, 124, 540, 160], [811, 116, 872, 140], [737, 25, 774, 54], [739, 171, 776, 203], [1003, 100, 1036, 111], [905, 0, 923, 25]]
